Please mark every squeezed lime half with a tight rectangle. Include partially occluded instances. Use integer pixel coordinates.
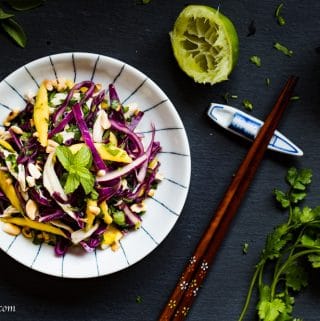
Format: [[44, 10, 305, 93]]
[[170, 5, 239, 85]]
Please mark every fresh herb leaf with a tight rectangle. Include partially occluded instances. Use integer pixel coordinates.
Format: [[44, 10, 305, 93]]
[[56, 145, 95, 195], [64, 173, 80, 194], [136, 295, 143, 303], [275, 3, 286, 26], [258, 298, 286, 321], [242, 99, 253, 111], [238, 168, 320, 321], [290, 96, 300, 101], [56, 145, 72, 171], [142, 0, 151, 4], [250, 55, 261, 67], [247, 20, 256, 37], [6, 0, 44, 11], [1, 18, 26, 47], [0, 8, 14, 19], [274, 42, 293, 56]]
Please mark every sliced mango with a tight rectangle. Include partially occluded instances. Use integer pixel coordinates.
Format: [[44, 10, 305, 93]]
[[101, 225, 123, 246], [85, 199, 97, 231], [33, 82, 49, 147], [0, 170, 23, 213], [69, 143, 132, 163], [0, 139, 15, 152], [99, 200, 112, 225], [0, 217, 66, 237]]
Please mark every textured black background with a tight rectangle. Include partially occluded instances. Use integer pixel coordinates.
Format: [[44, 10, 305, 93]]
[[0, 0, 320, 320]]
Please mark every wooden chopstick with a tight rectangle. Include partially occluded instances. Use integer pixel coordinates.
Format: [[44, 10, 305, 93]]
[[158, 76, 299, 321]]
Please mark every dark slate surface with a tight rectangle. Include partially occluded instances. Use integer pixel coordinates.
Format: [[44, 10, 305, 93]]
[[0, 0, 320, 320]]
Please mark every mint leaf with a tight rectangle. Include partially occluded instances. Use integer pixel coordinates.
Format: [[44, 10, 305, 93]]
[[64, 173, 80, 194], [56, 145, 73, 171], [73, 145, 92, 168], [1, 18, 26, 48], [0, 8, 14, 19]]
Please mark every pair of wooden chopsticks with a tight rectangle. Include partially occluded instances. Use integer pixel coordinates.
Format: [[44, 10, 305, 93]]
[[158, 76, 299, 321]]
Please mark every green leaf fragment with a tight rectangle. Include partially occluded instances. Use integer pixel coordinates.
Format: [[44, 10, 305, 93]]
[[290, 96, 300, 101], [274, 42, 293, 56], [64, 173, 80, 194], [285, 263, 308, 291], [6, 0, 44, 11], [1, 18, 26, 47], [242, 99, 253, 111], [258, 298, 286, 321], [112, 210, 126, 227], [56, 145, 73, 171], [73, 145, 92, 168], [250, 55, 261, 67], [0, 8, 14, 19]]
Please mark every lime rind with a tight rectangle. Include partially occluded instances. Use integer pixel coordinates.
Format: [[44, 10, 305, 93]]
[[170, 5, 239, 85]]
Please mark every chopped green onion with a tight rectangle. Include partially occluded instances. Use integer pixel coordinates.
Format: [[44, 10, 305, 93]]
[[265, 77, 271, 87]]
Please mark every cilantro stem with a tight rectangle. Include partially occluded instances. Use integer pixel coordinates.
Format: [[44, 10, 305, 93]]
[[238, 265, 263, 321], [270, 249, 320, 299]]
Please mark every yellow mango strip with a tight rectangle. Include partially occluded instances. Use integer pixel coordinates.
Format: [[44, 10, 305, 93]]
[[0, 170, 23, 213], [101, 225, 123, 246], [85, 199, 98, 231], [0, 139, 15, 152], [33, 82, 49, 147], [65, 79, 74, 90], [69, 143, 132, 163], [0, 217, 66, 238], [99, 200, 112, 224]]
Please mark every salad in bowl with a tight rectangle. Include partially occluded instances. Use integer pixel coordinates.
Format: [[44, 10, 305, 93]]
[[0, 78, 162, 256]]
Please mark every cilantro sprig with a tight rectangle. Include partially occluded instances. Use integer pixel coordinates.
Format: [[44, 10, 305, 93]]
[[238, 167, 320, 321], [56, 145, 95, 195]]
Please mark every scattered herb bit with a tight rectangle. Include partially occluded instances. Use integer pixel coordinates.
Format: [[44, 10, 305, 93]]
[[250, 55, 261, 67], [242, 242, 249, 254], [290, 96, 300, 101], [56, 145, 94, 195], [275, 3, 286, 26], [242, 99, 253, 111], [223, 92, 238, 104], [1, 18, 26, 47], [274, 42, 293, 56], [136, 295, 143, 304], [238, 167, 317, 321], [247, 20, 256, 37], [6, 0, 44, 11], [265, 77, 271, 87]]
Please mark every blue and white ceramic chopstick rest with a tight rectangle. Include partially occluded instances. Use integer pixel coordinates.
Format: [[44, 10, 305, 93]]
[[207, 103, 303, 156]]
